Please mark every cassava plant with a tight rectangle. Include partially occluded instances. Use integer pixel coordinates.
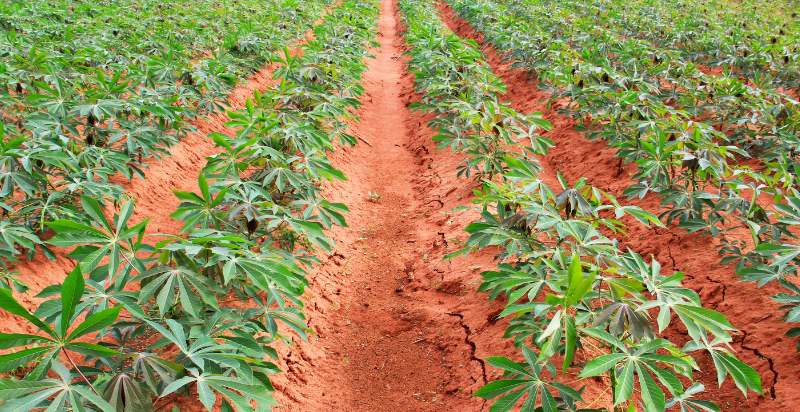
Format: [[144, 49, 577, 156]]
[[0, 0, 379, 410], [399, 0, 762, 409]]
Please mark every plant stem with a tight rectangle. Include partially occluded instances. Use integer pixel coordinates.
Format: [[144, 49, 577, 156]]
[[64, 349, 100, 396], [609, 367, 617, 408]]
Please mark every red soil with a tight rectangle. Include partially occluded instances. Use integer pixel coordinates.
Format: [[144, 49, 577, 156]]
[[271, 0, 507, 409], [273, 0, 608, 410], [436, 2, 800, 410]]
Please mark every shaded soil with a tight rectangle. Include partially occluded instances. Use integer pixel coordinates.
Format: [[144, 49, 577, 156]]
[[436, 2, 800, 410]]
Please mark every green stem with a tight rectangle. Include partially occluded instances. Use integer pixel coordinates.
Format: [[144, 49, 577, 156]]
[[64, 349, 100, 396]]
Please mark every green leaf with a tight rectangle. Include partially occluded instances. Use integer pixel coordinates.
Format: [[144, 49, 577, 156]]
[[579, 353, 625, 377], [714, 351, 762, 396], [65, 342, 120, 357], [675, 304, 735, 340], [0, 378, 55, 399], [0, 333, 52, 350], [475, 379, 528, 399], [617, 205, 664, 227], [60, 267, 84, 337], [67, 306, 120, 341], [72, 384, 117, 412], [0, 382, 60, 409], [489, 388, 526, 412], [614, 361, 634, 406], [562, 316, 577, 372], [0, 347, 51, 372], [197, 379, 216, 411], [565, 255, 595, 306], [486, 357, 532, 377], [0, 288, 55, 337], [160, 376, 195, 397], [80, 196, 112, 232], [636, 363, 665, 412], [537, 310, 562, 343]]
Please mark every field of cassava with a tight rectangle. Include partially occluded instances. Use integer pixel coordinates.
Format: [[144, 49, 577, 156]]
[[0, 0, 798, 410]]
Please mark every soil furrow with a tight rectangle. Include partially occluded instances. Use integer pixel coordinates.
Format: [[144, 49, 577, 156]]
[[273, 0, 511, 409], [435, 1, 800, 409]]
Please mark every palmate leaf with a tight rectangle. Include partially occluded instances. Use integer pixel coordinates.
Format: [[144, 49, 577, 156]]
[[0, 221, 43, 257], [103, 373, 153, 412], [593, 301, 654, 341], [0, 268, 28, 294], [479, 263, 547, 302], [47, 196, 147, 285], [754, 242, 800, 272], [0, 361, 115, 412], [79, 278, 145, 320], [132, 352, 182, 394], [0, 265, 120, 376], [475, 346, 582, 412], [136, 266, 219, 318], [258, 303, 308, 340], [147, 319, 244, 372], [665, 383, 720, 412], [233, 255, 307, 297], [774, 280, 800, 327], [159, 369, 275, 412], [172, 172, 230, 232], [288, 218, 332, 252], [682, 335, 762, 397], [304, 199, 349, 228], [578, 335, 694, 410], [673, 304, 736, 341]]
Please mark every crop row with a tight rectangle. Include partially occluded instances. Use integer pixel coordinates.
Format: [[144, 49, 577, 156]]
[[447, 0, 800, 350], [472, 0, 799, 167], [0, 0, 330, 269], [572, 0, 800, 88], [399, 0, 761, 410], [0, 0, 378, 410]]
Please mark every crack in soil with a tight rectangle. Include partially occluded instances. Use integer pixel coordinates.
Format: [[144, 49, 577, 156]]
[[704, 275, 727, 308], [665, 243, 680, 272], [659, 229, 683, 273], [741, 330, 778, 399], [446, 312, 488, 385], [425, 198, 445, 209]]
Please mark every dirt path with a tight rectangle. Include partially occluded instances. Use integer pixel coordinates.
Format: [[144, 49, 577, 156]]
[[273, 0, 512, 409]]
